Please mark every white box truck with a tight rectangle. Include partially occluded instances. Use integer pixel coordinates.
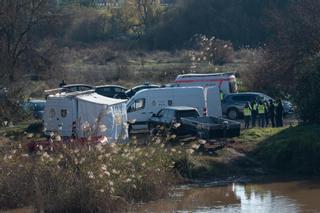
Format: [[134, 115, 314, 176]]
[[43, 91, 128, 141], [127, 86, 221, 131]]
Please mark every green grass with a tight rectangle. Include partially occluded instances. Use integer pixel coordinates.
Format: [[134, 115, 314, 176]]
[[0, 120, 44, 142], [0, 121, 31, 138], [238, 128, 285, 143]]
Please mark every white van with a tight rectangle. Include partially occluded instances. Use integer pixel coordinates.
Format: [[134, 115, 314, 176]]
[[127, 87, 221, 131], [174, 72, 238, 95]]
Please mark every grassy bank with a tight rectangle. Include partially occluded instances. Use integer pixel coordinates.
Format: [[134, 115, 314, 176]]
[[253, 125, 320, 175], [178, 125, 320, 178]]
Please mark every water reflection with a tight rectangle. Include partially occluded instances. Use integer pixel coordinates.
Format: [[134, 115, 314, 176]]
[[136, 180, 320, 213]]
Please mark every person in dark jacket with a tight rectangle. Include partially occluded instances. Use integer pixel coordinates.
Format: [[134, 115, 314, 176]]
[[243, 102, 252, 129], [275, 99, 284, 127], [264, 100, 269, 127], [257, 101, 266, 128], [268, 99, 276, 128], [59, 80, 66, 88]]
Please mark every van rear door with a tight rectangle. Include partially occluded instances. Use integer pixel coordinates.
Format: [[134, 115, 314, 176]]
[[207, 86, 222, 117], [44, 98, 76, 136], [174, 88, 205, 114]]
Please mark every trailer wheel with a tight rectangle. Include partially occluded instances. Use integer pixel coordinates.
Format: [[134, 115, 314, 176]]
[[150, 128, 158, 136], [227, 108, 239, 120]]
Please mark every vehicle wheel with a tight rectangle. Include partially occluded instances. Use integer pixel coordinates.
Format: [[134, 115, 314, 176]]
[[150, 128, 158, 137], [128, 124, 132, 134], [227, 108, 239, 120]]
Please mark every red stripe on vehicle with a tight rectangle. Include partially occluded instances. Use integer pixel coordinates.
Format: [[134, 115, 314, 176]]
[[175, 77, 234, 83]]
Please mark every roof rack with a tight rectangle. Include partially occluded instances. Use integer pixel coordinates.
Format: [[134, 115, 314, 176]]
[[45, 88, 96, 97]]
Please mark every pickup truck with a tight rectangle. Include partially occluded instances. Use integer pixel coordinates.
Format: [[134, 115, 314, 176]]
[[148, 106, 241, 139]]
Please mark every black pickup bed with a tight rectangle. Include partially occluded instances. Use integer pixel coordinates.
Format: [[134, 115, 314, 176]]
[[181, 116, 241, 139]]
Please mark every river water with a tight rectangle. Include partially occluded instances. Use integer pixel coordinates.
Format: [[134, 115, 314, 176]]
[[136, 179, 320, 213]]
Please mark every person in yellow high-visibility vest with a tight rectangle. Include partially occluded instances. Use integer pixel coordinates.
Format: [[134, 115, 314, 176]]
[[220, 90, 224, 101], [258, 101, 266, 128], [243, 102, 252, 129]]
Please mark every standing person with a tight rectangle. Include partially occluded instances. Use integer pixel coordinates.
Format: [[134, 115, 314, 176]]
[[258, 101, 265, 128], [251, 100, 258, 127], [269, 99, 276, 127], [59, 80, 66, 88], [264, 100, 269, 127], [220, 90, 224, 101], [243, 102, 252, 129], [275, 99, 284, 127]]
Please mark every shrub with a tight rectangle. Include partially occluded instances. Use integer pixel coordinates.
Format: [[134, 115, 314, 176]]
[[0, 139, 176, 211], [67, 9, 107, 43], [295, 55, 320, 124], [189, 35, 234, 66]]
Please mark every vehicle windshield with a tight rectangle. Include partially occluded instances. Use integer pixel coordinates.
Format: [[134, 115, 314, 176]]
[[262, 94, 273, 102], [30, 102, 45, 111], [176, 110, 199, 119]]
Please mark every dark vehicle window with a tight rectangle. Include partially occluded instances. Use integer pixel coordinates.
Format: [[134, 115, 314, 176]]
[[96, 87, 113, 97], [176, 110, 199, 119], [65, 87, 77, 92], [114, 87, 125, 93], [163, 110, 175, 122], [262, 94, 273, 102], [128, 98, 145, 112], [157, 110, 165, 117], [232, 95, 255, 102], [63, 85, 92, 92], [229, 80, 238, 93], [79, 86, 92, 91], [34, 103, 45, 111]]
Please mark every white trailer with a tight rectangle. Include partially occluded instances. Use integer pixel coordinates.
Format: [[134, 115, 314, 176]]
[[43, 91, 128, 142], [174, 72, 238, 95], [127, 86, 222, 131]]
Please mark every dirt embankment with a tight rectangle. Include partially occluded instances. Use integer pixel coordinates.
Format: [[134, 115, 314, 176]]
[[180, 125, 320, 179]]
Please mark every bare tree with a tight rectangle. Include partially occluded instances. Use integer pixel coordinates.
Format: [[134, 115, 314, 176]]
[[135, 0, 163, 32], [0, 0, 54, 84]]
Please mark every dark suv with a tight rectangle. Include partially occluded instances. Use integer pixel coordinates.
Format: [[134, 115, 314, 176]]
[[126, 83, 161, 98], [222, 92, 294, 120], [95, 85, 128, 99]]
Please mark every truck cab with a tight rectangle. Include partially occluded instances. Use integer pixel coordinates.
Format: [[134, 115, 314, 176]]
[[148, 106, 200, 135]]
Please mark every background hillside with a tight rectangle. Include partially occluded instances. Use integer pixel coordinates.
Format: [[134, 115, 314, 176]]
[[1, 0, 320, 123]]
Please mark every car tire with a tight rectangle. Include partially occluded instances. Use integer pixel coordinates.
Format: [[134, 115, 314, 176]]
[[227, 108, 239, 120]]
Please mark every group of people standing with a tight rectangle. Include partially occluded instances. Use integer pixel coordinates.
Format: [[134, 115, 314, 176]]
[[243, 99, 284, 129]]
